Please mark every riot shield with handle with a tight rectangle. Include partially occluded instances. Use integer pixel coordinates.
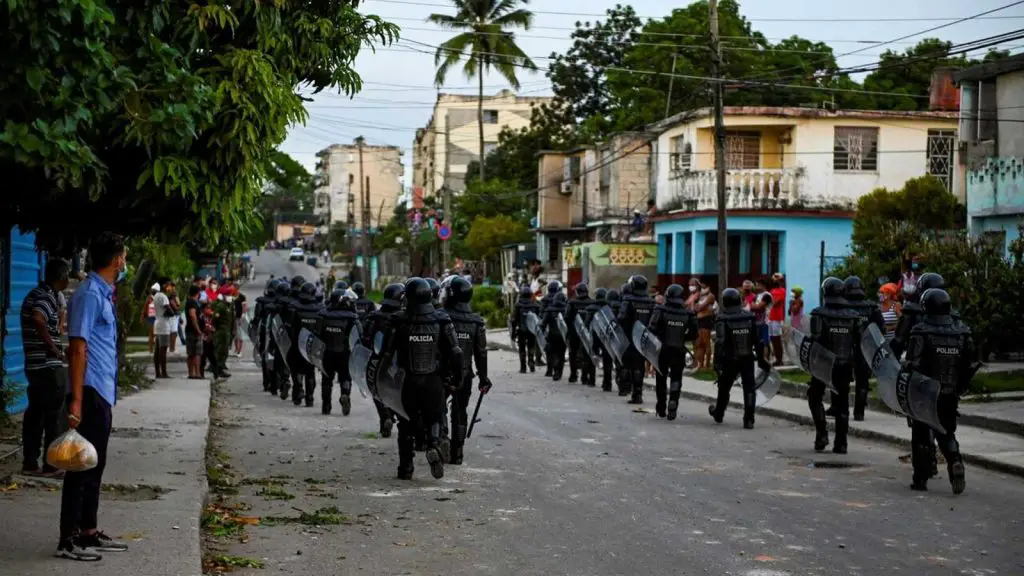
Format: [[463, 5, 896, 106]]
[[246, 316, 258, 346], [367, 353, 408, 421], [592, 305, 629, 364], [297, 327, 327, 374], [347, 329, 372, 399], [752, 366, 781, 407], [631, 322, 663, 375], [860, 323, 945, 434], [556, 313, 569, 343], [574, 315, 600, 367], [269, 315, 291, 372], [524, 311, 546, 351], [784, 328, 836, 393]]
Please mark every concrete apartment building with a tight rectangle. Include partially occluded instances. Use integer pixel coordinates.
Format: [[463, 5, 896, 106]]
[[412, 89, 553, 196], [314, 141, 403, 234]]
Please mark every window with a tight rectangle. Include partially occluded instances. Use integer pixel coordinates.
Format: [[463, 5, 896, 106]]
[[834, 127, 879, 171], [670, 135, 692, 174], [482, 110, 499, 124], [548, 237, 559, 263], [723, 132, 760, 170], [599, 147, 611, 203], [927, 129, 956, 191]]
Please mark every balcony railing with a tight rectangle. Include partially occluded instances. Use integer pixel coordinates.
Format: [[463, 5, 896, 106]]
[[659, 168, 804, 211]]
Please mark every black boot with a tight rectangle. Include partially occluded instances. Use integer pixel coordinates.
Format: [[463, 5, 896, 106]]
[[743, 392, 756, 430], [854, 388, 868, 421], [667, 379, 682, 421], [930, 442, 939, 478], [709, 381, 729, 423], [602, 371, 613, 392], [519, 355, 527, 374], [910, 440, 932, 491], [944, 438, 966, 495], [426, 445, 445, 479], [655, 379, 667, 418], [832, 416, 848, 454], [708, 404, 723, 423], [449, 443, 464, 465], [292, 376, 303, 406], [528, 358, 536, 373], [340, 393, 352, 416], [321, 382, 333, 415], [380, 415, 393, 438], [568, 370, 578, 383], [397, 433, 415, 479], [811, 404, 829, 452]]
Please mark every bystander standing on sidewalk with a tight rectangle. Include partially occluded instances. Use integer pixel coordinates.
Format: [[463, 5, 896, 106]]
[[185, 285, 203, 379], [768, 273, 787, 366], [60, 232, 130, 561], [141, 283, 157, 353], [788, 286, 805, 331], [152, 282, 172, 378], [233, 285, 247, 357], [20, 258, 71, 478], [878, 283, 902, 341]]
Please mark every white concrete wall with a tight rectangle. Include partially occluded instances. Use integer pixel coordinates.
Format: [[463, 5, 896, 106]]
[[997, 70, 1024, 158]]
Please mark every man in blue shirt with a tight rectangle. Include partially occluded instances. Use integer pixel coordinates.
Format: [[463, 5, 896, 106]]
[[58, 232, 130, 562]]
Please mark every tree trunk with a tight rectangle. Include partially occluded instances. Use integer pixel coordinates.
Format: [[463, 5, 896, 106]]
[[477, 55, 486, 184]]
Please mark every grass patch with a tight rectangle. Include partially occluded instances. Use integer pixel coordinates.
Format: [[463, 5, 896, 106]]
[[202, 554, 265, 572], [778, 369, 812, 385], [259, 485, 295, 501], [264, 505, 349, 526], [690, 369, 718, 382], [117, 359, 152, 397], [362, 432, 378, 440], [125, 341, 150, 355], [303, 477, 324, 485], [201, 507, 247, 539], [971, 370, 1024, 395]]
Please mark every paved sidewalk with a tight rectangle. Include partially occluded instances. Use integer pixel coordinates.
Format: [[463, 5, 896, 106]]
[[0, 377, 210, 576]]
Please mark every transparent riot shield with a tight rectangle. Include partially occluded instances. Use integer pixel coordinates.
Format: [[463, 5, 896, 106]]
[[575, 315, 600, 367], [860, 324, 945, 434], [524, 311, 546, 351], [297, 328, 327, 374], [347, 329, 371, 399], [506, 314, 515, 347], [631, 322, 663, 375], [785, 328, 836, 393], [556, 313, 569, 343], [270, 315, 291, 372], [752, 366, 781, 407], [592, 305, 630, 364], [246, 316, 258, 345], [367, 353, 408, 420]]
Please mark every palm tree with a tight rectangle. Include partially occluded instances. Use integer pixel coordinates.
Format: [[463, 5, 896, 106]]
[[428, 0, 537, 183]]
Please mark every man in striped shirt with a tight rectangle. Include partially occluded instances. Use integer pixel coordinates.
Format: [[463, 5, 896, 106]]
[[20, 258, 71, 477]]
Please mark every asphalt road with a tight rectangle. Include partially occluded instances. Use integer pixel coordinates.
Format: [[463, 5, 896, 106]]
[[209, 251, 1024, 575]]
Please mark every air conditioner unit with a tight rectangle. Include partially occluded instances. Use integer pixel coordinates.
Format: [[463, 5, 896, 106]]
[[560, 181, 573, 195]]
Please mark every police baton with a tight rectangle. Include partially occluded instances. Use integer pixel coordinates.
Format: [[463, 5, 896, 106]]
[[466, 389, 487, 439]]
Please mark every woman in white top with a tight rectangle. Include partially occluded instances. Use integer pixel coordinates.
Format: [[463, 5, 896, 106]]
[[152, 284, 172, 378]]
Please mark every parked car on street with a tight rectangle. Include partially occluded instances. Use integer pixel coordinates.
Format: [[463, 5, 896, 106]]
[[289, 247, 305, 261]]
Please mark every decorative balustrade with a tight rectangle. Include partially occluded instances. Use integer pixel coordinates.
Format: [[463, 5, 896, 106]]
[[660, 168, 804, 211]]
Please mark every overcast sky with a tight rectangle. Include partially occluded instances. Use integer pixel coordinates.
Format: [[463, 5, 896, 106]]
[[280, 0, 1023, 183]]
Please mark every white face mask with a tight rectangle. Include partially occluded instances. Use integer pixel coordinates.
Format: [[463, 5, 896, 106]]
[[226, 296, 234, 303], [701, 288, 709, 294], [689, 285, 697, 292]]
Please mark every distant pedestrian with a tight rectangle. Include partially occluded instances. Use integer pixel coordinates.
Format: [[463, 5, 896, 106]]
[[141, 283, 158, 353], [693, 282, 715, 370], [879, 283, 902, 341], [789, 286, 805, 331], [185, 285, 203, 379], [20, 257, 71, 478], [60, 232, 130, 561], [233, 286, 247, 357], [769, 273, 787, 366], [151, 282, 171, 378]]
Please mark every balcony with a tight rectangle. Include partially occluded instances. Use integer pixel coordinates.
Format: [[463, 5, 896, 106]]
[[659, 167, 805, 212]]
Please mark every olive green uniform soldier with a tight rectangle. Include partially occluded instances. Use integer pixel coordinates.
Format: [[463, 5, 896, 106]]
[[212, 297, 235, 377]]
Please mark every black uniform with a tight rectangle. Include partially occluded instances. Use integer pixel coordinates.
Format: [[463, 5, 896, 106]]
[[350, 282, 377, 319], [617, 276, 654, 404], [443, 278, 491, 465], [381, 278, 463, 480], [808, 278, 860, 453], [540, 281, 561, 376], [648, 285, 697, 420], [276, 279, 304, 401], [607, 288, 627, 395], [361, 283, 405, 438], [842, 277, 885, 421], [709, 288, 767, 428], [510, 287, 539, 373], [291, 282, 323, 407], [586, 289, 613, 391], [565, 283, 592, 384], [253, 283, 276, 392], [319, 291, 360, 416], [540, 293, 569, 380], [906, 288, 976, 494]]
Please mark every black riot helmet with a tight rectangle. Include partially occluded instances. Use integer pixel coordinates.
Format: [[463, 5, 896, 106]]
[[554, 292, 568, 304], [425, 277, 441, 303], [547, 280, 561, 295], [921, 288, 952, 316], [404, 277, 434, 314], [274, 281, 290, 298], [918, 272, 945, 292], [822, 276, 845, 299], [336, 280, 349, 291], [842, 276, 865, 301], [328, 289, 345, 309], [574, 282, 589, 299], [665, 284, 685, 305], [721, 287, 742, 309], [264, 279, 276, 296], [352, 282, 366, 298], [607, 289, 621, 302], [519, 285, 533, 300], [299, 281, 318, 302], [381, 283, 405, 310], [290, 275, 306, 291], [594, 287, 607, 302], [619, 282, 631, 297], [629, 275, 648, 295], [447, 276, 473, 306]]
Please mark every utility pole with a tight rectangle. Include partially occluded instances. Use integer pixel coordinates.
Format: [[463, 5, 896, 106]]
[[665, 53, 679, 119], [441, 118, 452, 273], [710, 0, 729, 295], [356, 136, 368, 286], [364, 176, 371, 286]]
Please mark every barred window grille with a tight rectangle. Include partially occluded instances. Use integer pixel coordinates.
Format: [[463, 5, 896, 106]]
[[834, 127, 878, 171]]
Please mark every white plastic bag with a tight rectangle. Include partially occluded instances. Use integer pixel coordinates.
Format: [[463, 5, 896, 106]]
[[46, 429, 99, 472]]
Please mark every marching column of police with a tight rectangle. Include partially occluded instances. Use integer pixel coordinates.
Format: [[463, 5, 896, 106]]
[[250, 267, 977, 495]]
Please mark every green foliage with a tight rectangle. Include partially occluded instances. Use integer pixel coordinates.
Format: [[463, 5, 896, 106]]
[[470, 285, 508, 328], [1, 0, 398, 252], [0, 379, 16, 428], [128, 238, 195, 284], [466, 215, 530, 261]]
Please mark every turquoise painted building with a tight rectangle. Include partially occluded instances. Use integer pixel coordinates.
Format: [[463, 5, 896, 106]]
[[654, 210, 854, 312], [2, 226, 46, 414]]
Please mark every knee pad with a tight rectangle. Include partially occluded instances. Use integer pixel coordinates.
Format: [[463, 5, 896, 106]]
[[669, 379, 682, 394]]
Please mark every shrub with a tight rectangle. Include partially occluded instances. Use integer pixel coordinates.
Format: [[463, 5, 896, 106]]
[[471, 285, 508, 328]]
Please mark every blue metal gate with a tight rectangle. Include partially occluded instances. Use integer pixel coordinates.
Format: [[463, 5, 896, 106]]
[[2, 226, 44, 414]]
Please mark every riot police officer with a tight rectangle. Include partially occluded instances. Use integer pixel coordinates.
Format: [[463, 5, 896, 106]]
[[905, 288, 976, 494], [807, 277, 860, 453], [564, 283, 592, 384], [709, 288, 768, 428], [587, 288, 614, 391], [269, 281, 292, 397], [276, 277, 305, 401], [380, 278, 463, 480], [319, 288, 360, 416], [352, 281, 377, 318], [253, 280, 277, 392], [290, 282, 323, 407], [842, 276, 885, 421], [541, 292, 569, 380], [443, 277, 491, 465], [362, 283, 406, 438], [617, 275, 655, 404], [540, 281, 561, 376], [607, 287, 626, 396], [649, 284, 698, 420], [426, 277, 442, 307], [510, 286, 540, 373]]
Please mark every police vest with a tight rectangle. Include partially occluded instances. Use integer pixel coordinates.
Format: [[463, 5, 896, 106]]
[[626, 296, 655, 327], [405, 316, 443, 375], [815, 308, 859, 364], [660, 306, 694, 349], [914, 319, 969, 395], [721, 311, 755, 359], [320, 311, 357, 352]]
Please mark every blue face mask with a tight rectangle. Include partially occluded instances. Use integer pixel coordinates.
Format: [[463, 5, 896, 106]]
[[116, 259, 128, 283], [911, 262, 919, 271]]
